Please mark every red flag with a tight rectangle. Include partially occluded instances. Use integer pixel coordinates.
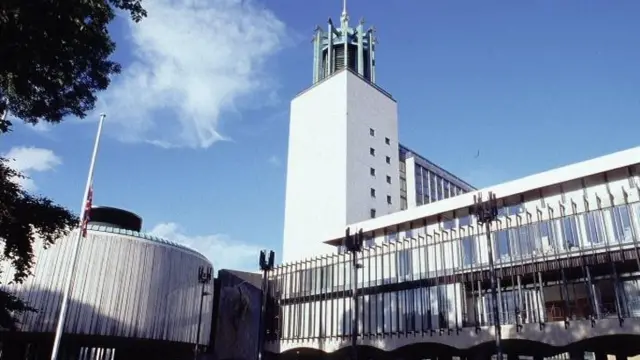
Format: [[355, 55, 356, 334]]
[[80, 185, 94, 237]]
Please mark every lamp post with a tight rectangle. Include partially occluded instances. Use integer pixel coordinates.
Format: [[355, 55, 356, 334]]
[[473, 191, 501, 360], [258, 250, 275, 360], [194, 266, 213, 360], [344, 228, 364, 360]]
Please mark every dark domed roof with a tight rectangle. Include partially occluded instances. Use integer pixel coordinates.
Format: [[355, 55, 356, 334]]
[[88, 206, 143, 232]]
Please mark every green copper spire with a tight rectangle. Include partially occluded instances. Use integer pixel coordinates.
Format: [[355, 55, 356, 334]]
[[312, 0, 377, 84]]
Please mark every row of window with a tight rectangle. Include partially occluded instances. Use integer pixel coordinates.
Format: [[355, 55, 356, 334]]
[[273, 278, 640, 340], [369, 128, 394, 219], [276, 202, 640, 294], [368, 168, 392, 184], [369, 188, 392, 204], [369, 127, 391, 145], [415, 164, 467, 205]]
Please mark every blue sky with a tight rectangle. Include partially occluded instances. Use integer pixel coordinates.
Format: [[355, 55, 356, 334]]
[[2, 0, 640, 271]]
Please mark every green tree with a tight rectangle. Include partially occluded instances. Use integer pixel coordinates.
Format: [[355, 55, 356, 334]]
[[0, 0, 146, 329]]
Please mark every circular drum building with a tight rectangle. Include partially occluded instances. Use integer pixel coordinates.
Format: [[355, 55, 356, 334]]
[[0, 207, 213, 360]]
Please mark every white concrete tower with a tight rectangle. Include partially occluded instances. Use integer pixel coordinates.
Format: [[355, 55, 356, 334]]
[[283, 2, 400, 262]]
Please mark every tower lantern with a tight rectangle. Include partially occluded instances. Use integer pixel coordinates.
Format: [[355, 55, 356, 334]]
[[312, 0, 377, 84]]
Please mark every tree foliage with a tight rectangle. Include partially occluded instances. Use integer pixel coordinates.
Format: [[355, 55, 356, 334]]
[[0, 0, 146, 328], [0, 159, 78, 329], [0, 0, 146, 131]]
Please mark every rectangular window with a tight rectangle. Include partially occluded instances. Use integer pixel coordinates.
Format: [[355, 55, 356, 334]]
[[370, 209, 376, 218], [443, 181, 450, 199], [585, 211, 605, 244], [370, 188, 376, 198], [561, 217, 579, 249], [387, 195, 392, 204], [538, 220, 556, 252], [397, 249, 411, 279], [461, 236, 476, 266], [370, 128, 375, 136], [364, 235, 375, 248], [370, 167, 376, 176], [386, 156, 391, 164], [495, 230, 511, 260], [370, 147, 375, 156], [611, 205, 633, 243], [386, 231, 398, 242], [430, 173, 437, 200], [385, 137, 390, 145], [386, 175, 391, 184]]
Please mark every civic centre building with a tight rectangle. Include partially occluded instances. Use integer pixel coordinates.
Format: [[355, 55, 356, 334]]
[[0, 207, 213, 360], [273, 4, 640, 360]]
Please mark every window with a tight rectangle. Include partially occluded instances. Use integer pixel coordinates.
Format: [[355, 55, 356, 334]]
[[370, 128, 375, 136], [387, 195, 392, 204], [385, 137, 390, 145], [385, 231, 398, 242], [442, 219, 455, 230], [370, 209, 376, 218], [585, 211, 605, 244], [461, 236, 476, 266], [386, 156, 391, 164], [406, 228, 414, 238], [495, 230, 511, 260], [370, 147, 375, 156], [386, 175, 392, 184], [397, 249, 411, 278], [538, 220, 556, 252], [370, 188, 376, 198], [561, 217, 579, 249], [370, 167, 376, 176], [611, 205, 633, 243]]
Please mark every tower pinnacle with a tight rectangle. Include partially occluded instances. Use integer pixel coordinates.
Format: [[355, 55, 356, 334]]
[[311, 2, 376, 84], [341, 0, 348, 23]]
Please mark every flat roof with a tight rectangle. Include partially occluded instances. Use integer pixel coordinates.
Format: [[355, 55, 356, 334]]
[[326, 146, 640, 243]]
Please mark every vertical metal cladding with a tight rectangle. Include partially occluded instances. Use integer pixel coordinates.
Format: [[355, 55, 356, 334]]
[[0, 225, 213, 345]]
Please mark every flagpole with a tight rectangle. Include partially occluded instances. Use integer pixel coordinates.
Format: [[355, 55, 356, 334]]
[[50, 113, 106, 360]]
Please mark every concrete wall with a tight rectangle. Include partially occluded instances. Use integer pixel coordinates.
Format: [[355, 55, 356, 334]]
[[0, 225, 213, 344], [283, 69, 399, 262], [326, 146, 640, 244], [345, 69, 400, 224]]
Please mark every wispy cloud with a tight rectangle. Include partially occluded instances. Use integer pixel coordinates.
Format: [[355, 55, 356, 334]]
[[99, 0, 287, 149], [267, 155, 281, 167], [3, 146, 62, 191], [150, 222, 263, 271]]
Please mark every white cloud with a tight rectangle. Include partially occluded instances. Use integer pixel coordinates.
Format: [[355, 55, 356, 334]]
[[29, 122, 52, 133], [267, 155, 281, 167], [3, 146, 62, 191], [100, 0, 287, 149], [150, 222, 263, 271]]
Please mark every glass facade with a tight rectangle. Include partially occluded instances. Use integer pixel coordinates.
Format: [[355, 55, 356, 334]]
[[398, 145, 475, 210], [266, 166, 640, 343]]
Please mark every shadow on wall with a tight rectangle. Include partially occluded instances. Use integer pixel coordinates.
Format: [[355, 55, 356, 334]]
[[0, 287, 127, 358], [212, 270, 263, 360], [0, 287, 196, 359]]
